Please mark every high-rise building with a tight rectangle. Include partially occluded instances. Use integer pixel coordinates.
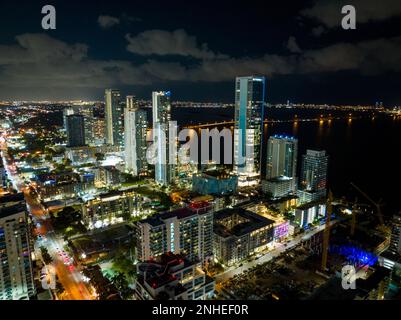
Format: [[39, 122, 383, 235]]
[[389, 213, 401, 256], [152, 91, 175, 185], [76, 105, 96, 146], [135, 204, 213, 266], [0, 193, 35, 300], [64, 106, 98, 146], [105, 89, 124, 148], [262, 135, 298, 199], [124, 96, 148, 176], [233, 76, 266, 186], [266, 135, 297, 179], [66, 114, 86, 147], [63, 107, 74, 129], [298, 150, 328, 204], [0, 157, 6, 190]]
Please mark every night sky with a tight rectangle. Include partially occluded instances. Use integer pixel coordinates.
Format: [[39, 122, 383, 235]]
[[0, 0, 401, 104]]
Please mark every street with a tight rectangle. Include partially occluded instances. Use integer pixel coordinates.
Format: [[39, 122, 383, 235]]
[[1, 145, 93, 300], [28, 191, 93, 300]]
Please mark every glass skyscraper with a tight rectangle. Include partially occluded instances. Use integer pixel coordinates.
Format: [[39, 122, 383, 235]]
[[152, 91, 175, 185], [298, 150, 328, 204], [105, 89, 124, 148], [66, 114, 85, 147], [233, 76, 266, 186], [262, 135, 298, 199], [124, 95, 148, 176], [266, 135, 298, 180]]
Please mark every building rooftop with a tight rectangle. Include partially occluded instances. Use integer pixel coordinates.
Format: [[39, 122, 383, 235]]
[[0, 192, 24, 204], [0, 202, 25, 219], [214, 208, 274, 238], [140, 205, 212, 227], [296, 199, 326, 210], [137, 253, 193, 292], [200, 170, 236, 180], [161, 207, 197, 220], [36, 172, 79, 184], [265, 176, 294, 183]]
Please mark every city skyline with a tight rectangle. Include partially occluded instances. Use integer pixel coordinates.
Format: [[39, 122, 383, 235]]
[[1, 0, 401, 306]]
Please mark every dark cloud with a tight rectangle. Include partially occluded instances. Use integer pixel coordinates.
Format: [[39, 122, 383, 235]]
[[121, 13, 142, 23], [98, 15, 120, 29], [311, 26, 326, 37], [286, 36, 302, 53], [299, 35, 401, 75], [0, 31, 400, 99], [301, 0, 401, 28], [125, 29, 228, 60]]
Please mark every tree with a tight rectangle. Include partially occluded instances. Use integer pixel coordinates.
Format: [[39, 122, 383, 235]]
[[63, 158, 72, 166], [95, 153, 105, 161], [111, 272, 133, 299], [112, 251, 137, 281], [56, 280, 65, 295], [40, 246, 53, 264]]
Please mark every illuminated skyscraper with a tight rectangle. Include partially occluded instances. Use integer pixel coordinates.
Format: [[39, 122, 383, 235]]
[[233, 76, 266, 186], [124, 95, 148, 176], [266, 135, 297, 179], [0, 194, 35, 300], [105, 89, 124, 148], [298, 150, 328, 204], [63, 107, 74, 129], [262, 135, 298, 199], [63, 106, 98, 146], [66, 114, 85, 147], [76, 105, 96, 146], [152, 91, 175, 185]]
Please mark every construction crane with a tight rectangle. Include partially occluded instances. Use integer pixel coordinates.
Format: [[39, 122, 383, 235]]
[[350, 182, 385, 226], [350, 198, 358, 237], [321, 190, 333, 272]]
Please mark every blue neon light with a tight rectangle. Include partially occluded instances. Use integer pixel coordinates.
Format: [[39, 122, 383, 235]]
[[330, 245, 378, 267]]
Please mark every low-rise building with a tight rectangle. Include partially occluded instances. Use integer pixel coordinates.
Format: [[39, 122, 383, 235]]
[[81, 188, 140, 229], [294, 201, 326, 227], [186, 195, 226, 213], [268, 195, 298, 214], [192, 170, 237, 195], [297, 189, 326, 205], [94, 166, 121, 188], [134, 253, 215, 300], [65, 146, 97, 165], [261, 176, 297, 199], [35, 172, 81, 201], [213, 208, 274, 266]]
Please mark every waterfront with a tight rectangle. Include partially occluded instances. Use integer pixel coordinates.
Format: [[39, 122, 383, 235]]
[[172, 107, 401, 218]]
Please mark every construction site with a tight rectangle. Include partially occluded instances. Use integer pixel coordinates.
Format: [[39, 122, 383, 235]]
[[220, 187, 394, 300]]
